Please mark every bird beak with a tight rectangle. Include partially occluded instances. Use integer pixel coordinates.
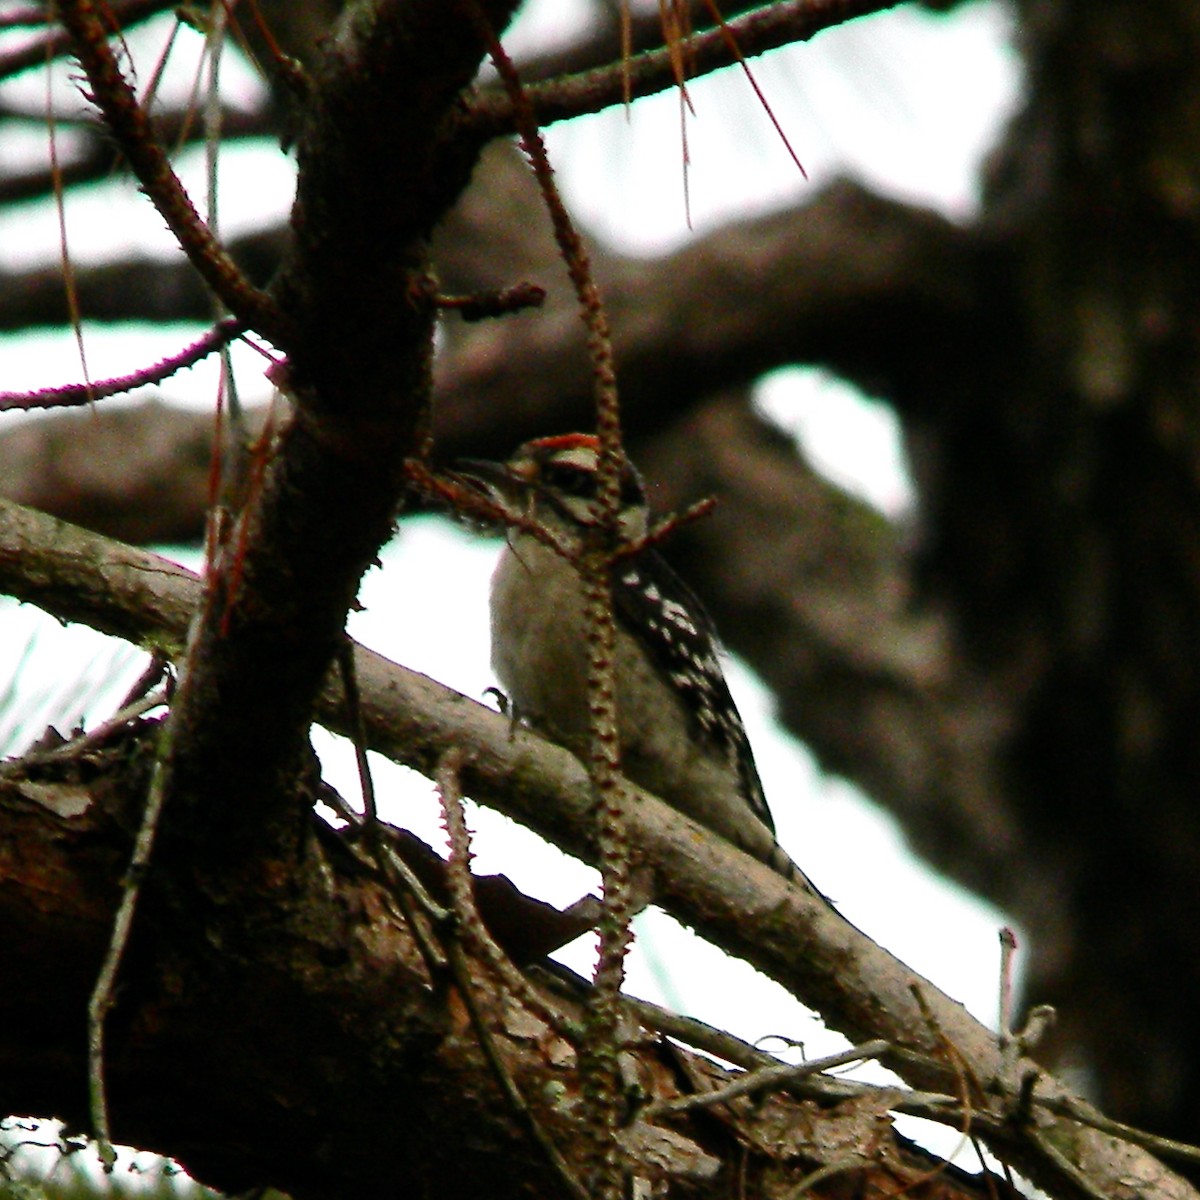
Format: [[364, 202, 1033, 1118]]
[[449, 458, 541, 534], [453, 455, 540, 504], [452, 457, 513, 504]]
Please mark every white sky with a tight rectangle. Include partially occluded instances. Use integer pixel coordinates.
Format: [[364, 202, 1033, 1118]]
[[0, 0, 1026, 1170]]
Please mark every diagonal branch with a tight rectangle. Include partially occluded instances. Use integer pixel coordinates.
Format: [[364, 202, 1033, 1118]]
[[0, 227, 286, 331], [0, 319, 243, 411], [0, 496, 1193, 1200], [0, 0, 174, 81], [465, 0, 906, 136], [0, 733, 1013, 1200], [433, 178, 988, 452], [56, 0, 287, 343]]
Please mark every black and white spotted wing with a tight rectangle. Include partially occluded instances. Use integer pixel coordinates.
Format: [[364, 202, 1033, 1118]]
[[610, 549, 776, 834]]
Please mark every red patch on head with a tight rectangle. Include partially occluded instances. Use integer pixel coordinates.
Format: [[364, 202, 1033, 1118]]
[[530, 433, 599, 455]]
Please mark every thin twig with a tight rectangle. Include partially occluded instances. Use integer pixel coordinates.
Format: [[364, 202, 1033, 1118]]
[[116, 652, 172, 711], [1030, 1135, 1114, 1200], [608, 986, 976, 1128], [784, 1157, 867, 1199], [436, 282, 546, 321], [54, 1, 286, 343], [87, 705, 176, 1168], [337, 639, 377, 825], [0, 318, 245, 411], [477, 18, 633, 1197], [640, 1039, 889, 1119], [910, 982, 985, 1105], [0, 688, 168, 777], [998, 926, 1017, 1043], [698, 0, 807, 178], [333, 651, 454, 982], [445, 941, 591, 1200], [365, 833, 452, 978], [435, 752, 590, 1200], [438, 747, 479, 921], [86, 591, 218, 1161], [620, 990, 778, 1069], [239, 0, 311, 100], [611, 496, 718, 564], [46, 32, 93, 407], [405, 457, 576, 564], [436, 752, 581, 1037], [1036, 1096, 1200, 1167], [327, 706, 452, 977]]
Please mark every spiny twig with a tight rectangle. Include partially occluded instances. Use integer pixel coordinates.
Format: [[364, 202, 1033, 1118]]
[[55, 0, 287, 343], [474, 14, 637, 1198], [0, 318, 245, 411], [87, 700, 176, 1168]]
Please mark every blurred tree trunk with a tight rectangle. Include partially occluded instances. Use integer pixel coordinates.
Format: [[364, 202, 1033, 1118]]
[[915, 0, 1200, 1140]]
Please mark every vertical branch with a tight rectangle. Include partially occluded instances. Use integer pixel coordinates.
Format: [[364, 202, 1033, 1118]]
[[87, 713, 175, 1169], [477, 15, 634, 1199], [338, 639, 379, 825], [45, 28, 93, 403], [89, 584, 216, 1162]]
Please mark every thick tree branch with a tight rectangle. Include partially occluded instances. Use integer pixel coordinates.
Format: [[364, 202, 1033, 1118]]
[[0, 105, 277, 206], [0, 178, 978, 404], [0, 400, 263, 544], [154, 0, 519, 850], [634, 399, 1029, 908], [0, 169, 1025, 918], [1, 751, 1020, 1200], [0, 229, 287, 331], [0, 497, 1193, 1200]]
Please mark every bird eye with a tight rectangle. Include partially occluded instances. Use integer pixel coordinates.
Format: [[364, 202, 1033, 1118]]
[[543, 463, 596, 498]]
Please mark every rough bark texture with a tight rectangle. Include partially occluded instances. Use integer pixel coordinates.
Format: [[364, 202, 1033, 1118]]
[[0, 514, 1176, 1200], [0, 746, 1028, 1200], [4, 0, 1200, 1192]]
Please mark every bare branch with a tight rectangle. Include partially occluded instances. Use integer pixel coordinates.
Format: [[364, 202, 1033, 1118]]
[[465, 0, 906, 136], [0, 0, 174, 81], [0, 497, 1193, 1200], [0, 319, 244, 411], [55, 1, 286, 341]]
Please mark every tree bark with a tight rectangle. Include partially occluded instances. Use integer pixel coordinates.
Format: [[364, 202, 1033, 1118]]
[[0, 504, 1186, 1200]]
